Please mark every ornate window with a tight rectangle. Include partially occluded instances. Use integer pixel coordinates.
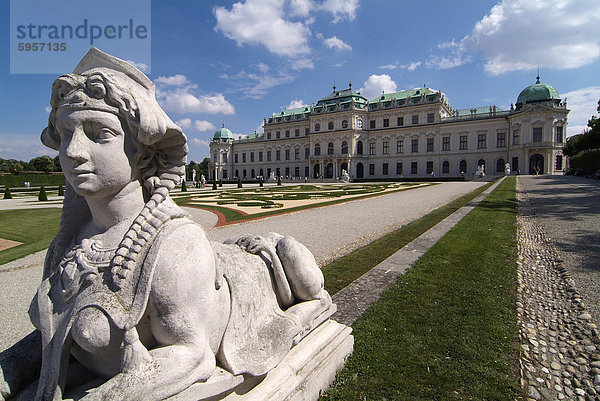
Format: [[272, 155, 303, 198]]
[[356, 141, 363, 154], [314, 143, 321, 156], [328, 142, 334, 155], [496, 132, 506, 148], [315, 123, 321, 132], [533, 127, 542, 142], [328, 122, 334, 130], [341, 141, 348, 154], [342, 120, 348, 129]]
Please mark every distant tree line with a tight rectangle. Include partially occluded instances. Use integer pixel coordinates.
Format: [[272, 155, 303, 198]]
[[0, 156, 61, 174], [563, 99, 600, 157]]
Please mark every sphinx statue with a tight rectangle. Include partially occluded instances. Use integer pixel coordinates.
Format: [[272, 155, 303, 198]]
[[0, 48, 335, 401]]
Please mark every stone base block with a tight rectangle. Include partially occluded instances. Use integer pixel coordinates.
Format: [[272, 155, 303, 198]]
[[173, 319, 353, 401], [66, 319, 353, 401]]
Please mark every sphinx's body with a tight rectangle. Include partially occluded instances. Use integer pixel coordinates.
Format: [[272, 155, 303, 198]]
[[0, 48, 333, 401]]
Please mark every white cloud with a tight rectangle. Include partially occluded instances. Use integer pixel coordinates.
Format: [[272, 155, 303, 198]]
[[191, 138, 210, 147], [256, 63, 270, 73], [288, 0, 314, 17], [126, 60, 149, 72], [195, 120, 216, 132], [562, 86, 600, 136], [0, 133, 58, 161], [359, 74, 398, 100], [176, 118, 193, 130], [291, 58, 315, 70], [214, 0, 311, 58], [160, 89, 235, 115], [155, 74, 189, 87], [319, 34, 352, 51], [155, 76, 235, 115], [176, 118, 216, 132], [379, 61, 422, 71], [320, 0, 360, 23], [45, 106, 52, 114], [461, 0, 600, 75], [285, 99, 308, 109]]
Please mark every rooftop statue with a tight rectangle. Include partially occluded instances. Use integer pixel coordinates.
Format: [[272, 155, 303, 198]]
[[0, 48, 334, 401]]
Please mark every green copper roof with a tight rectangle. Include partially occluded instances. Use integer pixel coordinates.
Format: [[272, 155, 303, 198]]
[[274, 106, 311, 118], [316, 86, 368, 106], [368, 87, 438, 103], [517, 77, 560, 105], [213, 124, 233, 141]]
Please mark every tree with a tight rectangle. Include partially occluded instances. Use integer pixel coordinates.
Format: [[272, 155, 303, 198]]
[[3, 187, 12, 199], [53, 155, 62, 172], [587, 99, 600, 150], [30, 156, 55, 173], [38, 185, 48, 201]]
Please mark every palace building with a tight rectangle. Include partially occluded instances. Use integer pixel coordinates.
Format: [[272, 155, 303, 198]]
[[209, 76, 568, 181]]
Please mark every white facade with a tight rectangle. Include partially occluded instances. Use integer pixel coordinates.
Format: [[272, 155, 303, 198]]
[[209, 81, 568, 181]]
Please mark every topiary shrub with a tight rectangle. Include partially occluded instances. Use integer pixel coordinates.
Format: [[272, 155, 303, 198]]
[[3, 187, 12, 199], [259, 177, 264, 187], [212, 181, 217, 190], [58, 184, 64, 196], [237, 178, 242, 188], [181, 180, 187, 192], [219, 180, 223, 187], [38, 186, 48, 201], [277, 175, 282, 186]]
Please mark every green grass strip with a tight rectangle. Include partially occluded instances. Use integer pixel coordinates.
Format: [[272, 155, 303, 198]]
[[0, 208, 62, 265], [324, 176, 520, 400], [322, 180, 495, 295]]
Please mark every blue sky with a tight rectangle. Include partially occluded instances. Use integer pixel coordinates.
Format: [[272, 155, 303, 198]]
[[1, 0, 599, 163]]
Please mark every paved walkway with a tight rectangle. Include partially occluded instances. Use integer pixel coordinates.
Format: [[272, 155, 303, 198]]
[[516, 175, 600, 401]]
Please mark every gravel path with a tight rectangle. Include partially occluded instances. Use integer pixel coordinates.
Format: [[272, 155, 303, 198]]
[[0, 181, 484, 352], [201, 181, 485, 266]]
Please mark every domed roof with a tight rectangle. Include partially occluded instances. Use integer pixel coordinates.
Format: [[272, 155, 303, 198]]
[[517, 76, 561, 105], [213, 124, 233, 141]]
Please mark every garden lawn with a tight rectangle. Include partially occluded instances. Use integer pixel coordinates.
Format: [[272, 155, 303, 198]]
[[324, 177, 521, 400], [322, 181, 494, 295], [0, 208, 61, 265]]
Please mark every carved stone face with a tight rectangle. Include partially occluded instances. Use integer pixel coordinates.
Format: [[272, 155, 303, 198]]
[[56, 109, 136, 198]]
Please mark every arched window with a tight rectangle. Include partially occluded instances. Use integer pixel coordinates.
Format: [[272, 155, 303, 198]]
[[243, 169, 247, 178], [342, 120, 348, 129], [328, 142, 334, 155], [235, 170, 239, 178], [259, 168, 264, 177], [251, 169, 255, 178], [314, 143, 321, 156], [315, 123, 321, 132], [328, 122, 334, 130], [478, 159, 485, 168], [442, 161, 450, 174], [341, 141, 348, 154], [356, 141, 363, 155], [459, 160, 467, 175], [496, 158, 505, 173]]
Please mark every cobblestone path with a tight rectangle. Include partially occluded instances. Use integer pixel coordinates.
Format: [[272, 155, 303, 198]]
[[518, 181, 600, 401]]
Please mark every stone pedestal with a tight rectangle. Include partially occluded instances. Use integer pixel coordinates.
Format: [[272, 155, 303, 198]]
[[170, 319, 353, 401]]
